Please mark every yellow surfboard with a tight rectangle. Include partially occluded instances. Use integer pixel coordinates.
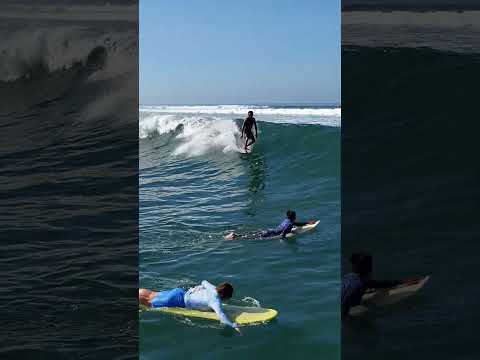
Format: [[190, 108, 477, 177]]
[[153, 304, 278, 325]]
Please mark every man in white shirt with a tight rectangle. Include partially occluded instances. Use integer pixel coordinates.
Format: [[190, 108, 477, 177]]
[[139, 281, 241, 334]]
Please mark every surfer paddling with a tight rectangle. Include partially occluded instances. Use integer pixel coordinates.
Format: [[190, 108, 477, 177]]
[[342, 252, 421, 320], [241, 111, 258, 152], [139, 281, 241, 334], [225, 210, 316, 240]]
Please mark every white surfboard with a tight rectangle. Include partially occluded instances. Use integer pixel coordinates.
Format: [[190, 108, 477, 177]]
[[224, 220, 320, 240], [349, 275, 430, 316], [288, 220, 321, 236], [362, 275, 430, 306]]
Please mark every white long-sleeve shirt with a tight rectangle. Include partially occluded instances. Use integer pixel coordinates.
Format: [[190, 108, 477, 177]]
[[184, 280, 237, 329]]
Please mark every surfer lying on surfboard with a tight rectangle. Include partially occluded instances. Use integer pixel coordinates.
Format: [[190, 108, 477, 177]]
[[139, 281, 242, 334], [225, 210, 316, 240], [241, 111, 258, 152], [341, 252, 421, 320]]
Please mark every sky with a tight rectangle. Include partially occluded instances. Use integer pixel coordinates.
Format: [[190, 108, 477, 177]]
[[140, 0, 340, 105]]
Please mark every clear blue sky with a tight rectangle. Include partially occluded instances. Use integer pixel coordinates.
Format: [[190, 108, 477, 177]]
[[140, 0, 340, 105]]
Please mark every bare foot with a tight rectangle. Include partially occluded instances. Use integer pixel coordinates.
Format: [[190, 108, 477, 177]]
[[224, 232, 236, 240]]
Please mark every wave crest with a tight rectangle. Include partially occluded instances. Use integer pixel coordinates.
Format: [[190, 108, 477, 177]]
[[140, 115, 243, 156], [0, 27, 136, 82], [141, 105, 341, 117]]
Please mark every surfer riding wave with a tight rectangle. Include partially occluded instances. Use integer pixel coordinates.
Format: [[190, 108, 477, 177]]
[[241, 111, 258, 152]]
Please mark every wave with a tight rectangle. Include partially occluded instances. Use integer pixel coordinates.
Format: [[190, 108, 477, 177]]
[[140, 105, 341, 128], [343, 10, 480, 53], [139, 107, 342, 158], [0, 4, 137, 22], [0, 26, 136, 83], [140, 115, 243, 156], [140, 105, 341, 117]]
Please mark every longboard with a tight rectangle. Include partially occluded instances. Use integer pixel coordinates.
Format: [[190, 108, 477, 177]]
[[362, 275, 430, 305], [349, 275, 430, 316], [152, 304, 278, 325]]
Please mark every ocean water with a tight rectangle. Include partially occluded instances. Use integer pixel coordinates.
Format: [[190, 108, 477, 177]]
[[139, 105, 341, 359], [342, 10, 480, 359], [0, 8, 138, 358]]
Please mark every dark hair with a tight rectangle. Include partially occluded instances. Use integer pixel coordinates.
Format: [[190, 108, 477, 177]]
[[350, 252, 372, 276], [216, 282, 234, 299], [286, 209, 296, 220], [248, 110, 253, 115]]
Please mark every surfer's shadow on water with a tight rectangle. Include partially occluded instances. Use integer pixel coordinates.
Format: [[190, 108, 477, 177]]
[[240, 152, 268, 218]]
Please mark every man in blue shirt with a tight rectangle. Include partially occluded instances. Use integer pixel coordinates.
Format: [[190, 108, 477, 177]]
[[225, 210, 314, 240], [342, 252, 419, 320], [260, 210, 310, 238]]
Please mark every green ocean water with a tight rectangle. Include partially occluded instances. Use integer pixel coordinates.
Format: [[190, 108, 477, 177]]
[[139, 106, 340, 359]]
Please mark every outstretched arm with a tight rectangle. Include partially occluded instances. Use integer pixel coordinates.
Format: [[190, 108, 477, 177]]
[[210, 299, 239, 330], [241, 121, 246, 138]]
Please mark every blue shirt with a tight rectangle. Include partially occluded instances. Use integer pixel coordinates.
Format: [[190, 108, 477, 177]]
[[341, 273, 402, 318], [262, 218, 294, 238], [341, 273, 367, 318]]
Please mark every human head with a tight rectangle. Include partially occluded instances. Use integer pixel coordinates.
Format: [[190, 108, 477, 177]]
[[350, 252, 372, 276], [286, 209, 296, 221], [248, 110, 254, 117], [216, 282, 234, 300], [138, 288, 152, 307]]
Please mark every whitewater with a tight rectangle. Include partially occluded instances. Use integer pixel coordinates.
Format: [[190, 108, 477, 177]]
[[139, 105, 341, 156]]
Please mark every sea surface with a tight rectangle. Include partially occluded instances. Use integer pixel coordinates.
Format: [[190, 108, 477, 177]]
[[139, 105, 341, 359], [0, 5, 138, 358], [342, 9, 480, 360]]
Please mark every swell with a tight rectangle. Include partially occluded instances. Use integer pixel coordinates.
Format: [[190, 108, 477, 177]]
[[140, 122, 340, 262], [342, 45, 480, 358], [140, 119, 340, 347], [0, 19, 138, 359]]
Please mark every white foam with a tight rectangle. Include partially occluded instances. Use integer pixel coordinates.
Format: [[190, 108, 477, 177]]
[[241, 297, 261, 307], [139, 114, 180, 139], [139, 115, 243, 156], [0, 27, 136, 82], [140, 105, 341, 117], [140, 105, 341, 127]]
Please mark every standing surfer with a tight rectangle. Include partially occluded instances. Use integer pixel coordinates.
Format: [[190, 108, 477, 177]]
[[241, 111, 258, 152]]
